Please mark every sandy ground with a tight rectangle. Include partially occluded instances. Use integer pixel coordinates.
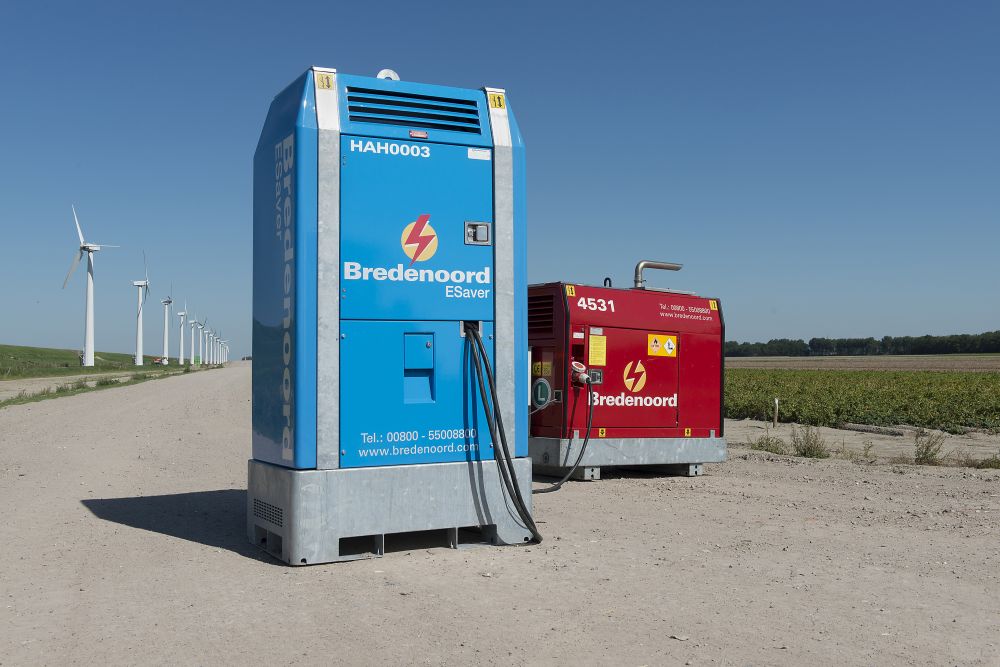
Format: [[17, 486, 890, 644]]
[[727, 354, 1000, 372], [2, 363, 998, 665]]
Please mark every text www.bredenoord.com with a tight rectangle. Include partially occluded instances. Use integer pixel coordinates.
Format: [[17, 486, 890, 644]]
[[357, 442, 481, 458]]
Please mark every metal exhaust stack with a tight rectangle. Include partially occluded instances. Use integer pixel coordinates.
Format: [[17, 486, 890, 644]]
[[633, 260, 683, 289]]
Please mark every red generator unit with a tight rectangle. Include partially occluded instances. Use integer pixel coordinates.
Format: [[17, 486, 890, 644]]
[[528, 261, 726, 479]]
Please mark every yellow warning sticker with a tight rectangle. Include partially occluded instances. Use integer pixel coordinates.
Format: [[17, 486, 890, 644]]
[[588, 335, 607, 367], [488, 92, 506, 109], [565, 285, 576, 297], [316, 72, 334, 90], [598, 428, 606, 438], [531, 361, 553, 377], [709, 299, 718, 311], [648, 334, 677, 357], [684, 427, 692, 437]]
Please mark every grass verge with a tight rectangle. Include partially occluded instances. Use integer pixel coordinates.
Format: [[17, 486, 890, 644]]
[[0, 364, 211, 410]]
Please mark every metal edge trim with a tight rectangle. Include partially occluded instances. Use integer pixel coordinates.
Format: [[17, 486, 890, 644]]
[[315, 69, 342, 469], [483, 85, 515, 458]]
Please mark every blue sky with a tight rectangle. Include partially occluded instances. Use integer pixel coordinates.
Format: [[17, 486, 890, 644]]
[[1, 1, 997, 357]]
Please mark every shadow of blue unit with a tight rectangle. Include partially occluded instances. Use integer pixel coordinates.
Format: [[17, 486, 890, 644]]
[[249, 67, 531, 564]]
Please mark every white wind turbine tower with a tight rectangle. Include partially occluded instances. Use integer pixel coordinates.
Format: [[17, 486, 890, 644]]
[[61, 206, 119, 367], [160, 284, 173, 365], [132, 252, 150, 366], [177, 301, 187, 364], [189, 315, 199, 365], [197, 318, 206, 366]]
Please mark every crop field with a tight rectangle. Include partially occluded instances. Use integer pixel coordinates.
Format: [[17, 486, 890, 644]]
[[726, 353, 1000, 372], [0, 343, 165, 380], [725, 368, 1000, 433]]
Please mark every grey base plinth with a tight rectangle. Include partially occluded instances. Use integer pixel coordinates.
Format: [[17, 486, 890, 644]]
[[529, 436, 726, 480], [533, 464, 601, 481], [247, 458, 535, 565]]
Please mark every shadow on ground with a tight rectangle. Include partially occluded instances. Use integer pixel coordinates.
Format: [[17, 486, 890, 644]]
[[81, 489, 267, 561]]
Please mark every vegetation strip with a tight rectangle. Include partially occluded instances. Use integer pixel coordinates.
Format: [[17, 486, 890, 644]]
[[0, 365, 219, 410], [725, 368, 1000, 433], [1, 343, 166, 380]]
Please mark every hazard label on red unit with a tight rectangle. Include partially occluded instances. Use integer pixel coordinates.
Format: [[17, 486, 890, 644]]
[[648, 334, 677, 357]]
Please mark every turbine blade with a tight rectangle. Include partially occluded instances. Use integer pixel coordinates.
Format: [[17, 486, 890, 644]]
[[143, 249, 148, 283], [71, 206, 85, 245], [63, 250, 83, 289]]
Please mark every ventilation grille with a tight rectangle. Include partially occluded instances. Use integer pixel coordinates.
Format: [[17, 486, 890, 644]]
[[253, 498, 283, 527], [528, 294, 556, 338], [346, 86, 481, 134]]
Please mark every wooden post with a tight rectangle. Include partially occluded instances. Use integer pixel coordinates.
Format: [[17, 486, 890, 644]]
[[773, 397, 779, 428]]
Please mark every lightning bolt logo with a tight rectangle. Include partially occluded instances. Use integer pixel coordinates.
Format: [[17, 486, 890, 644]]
[[400, 214, 438, 265], [623, 360, 647, 393]]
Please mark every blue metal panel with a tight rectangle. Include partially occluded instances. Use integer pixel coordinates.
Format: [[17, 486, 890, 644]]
[[338, 74, 493, 148], [340, 320, 496, 468], [340, 138, 494, 323], [508, 104, 529, 458], [251, 72, 318, 469]]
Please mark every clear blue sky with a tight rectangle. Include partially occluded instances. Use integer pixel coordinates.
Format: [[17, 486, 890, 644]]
[[1, 1, 997, 357]]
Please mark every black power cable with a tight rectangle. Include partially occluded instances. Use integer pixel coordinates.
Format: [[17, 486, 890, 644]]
[[534, 379, 594, 494], [464, 323, 542, 544]]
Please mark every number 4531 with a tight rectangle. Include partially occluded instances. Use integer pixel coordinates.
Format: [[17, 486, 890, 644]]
[[577, 297, 615, 312]]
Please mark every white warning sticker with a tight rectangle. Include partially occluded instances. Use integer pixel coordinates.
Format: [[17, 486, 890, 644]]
[[468, 148, 491, 161]]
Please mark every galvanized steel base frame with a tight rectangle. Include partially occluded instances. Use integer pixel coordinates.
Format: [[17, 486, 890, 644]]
[[529, 436, 727, 480], [248, 458, 535, 565]]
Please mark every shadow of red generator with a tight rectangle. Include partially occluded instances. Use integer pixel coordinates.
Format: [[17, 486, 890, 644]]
[[528, 261, 726, 480]]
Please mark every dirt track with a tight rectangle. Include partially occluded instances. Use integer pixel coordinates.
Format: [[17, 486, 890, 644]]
[[1, 363, 998, 665]]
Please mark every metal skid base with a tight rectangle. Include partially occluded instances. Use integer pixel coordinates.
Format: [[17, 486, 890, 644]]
[[247, 458, 534, 565], [529, 436, 726, 480]]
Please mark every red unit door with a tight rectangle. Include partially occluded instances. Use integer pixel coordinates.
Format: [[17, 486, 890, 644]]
[[582, 326, 679, 429]]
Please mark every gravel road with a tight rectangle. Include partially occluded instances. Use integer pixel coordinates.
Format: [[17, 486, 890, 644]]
[[2, 363, 997, 665]]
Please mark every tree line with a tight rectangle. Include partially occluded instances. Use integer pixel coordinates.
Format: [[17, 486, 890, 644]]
[[725, 331, 1000, 357]]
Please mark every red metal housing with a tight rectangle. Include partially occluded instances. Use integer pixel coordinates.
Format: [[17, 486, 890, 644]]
[[528, 282, 725, 473]]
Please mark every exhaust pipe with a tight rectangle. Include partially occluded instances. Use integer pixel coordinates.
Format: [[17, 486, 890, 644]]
[[634, 260, 682, 289]]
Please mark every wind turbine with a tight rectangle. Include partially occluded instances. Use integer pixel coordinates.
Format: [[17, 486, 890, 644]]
[[197, 318, 206, 366], [132, 252, 150, 366], [177, 301, 187, 365], [61, 206, 118, 367], [160, 284, 173, 365], [189, 314, 199, 365]]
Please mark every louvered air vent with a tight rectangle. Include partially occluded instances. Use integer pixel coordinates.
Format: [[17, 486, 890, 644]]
[[346, 86, 482, 134], [528, 294, 556, 339]]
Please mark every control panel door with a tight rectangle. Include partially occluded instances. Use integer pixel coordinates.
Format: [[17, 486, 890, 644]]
[[576, 327, 679, 430], [339, 137, 494, 323], [339, 320, 496, 468]]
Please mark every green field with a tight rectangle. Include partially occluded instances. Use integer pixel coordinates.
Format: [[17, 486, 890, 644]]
[[0, 343, 169, 380], [725, 368, 1000, 433]]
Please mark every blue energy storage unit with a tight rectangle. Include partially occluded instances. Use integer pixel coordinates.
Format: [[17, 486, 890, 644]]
[[248, 67, 533, 564]]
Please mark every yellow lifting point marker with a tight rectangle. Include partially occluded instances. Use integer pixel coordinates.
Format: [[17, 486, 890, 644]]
[[684, 427, 692, 437], [598, 428, 606, 438], [488, 92, 506, 109], [565, 285, 576, 297], [316, 73, 333, 89], [709, 299, 718, 311]]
